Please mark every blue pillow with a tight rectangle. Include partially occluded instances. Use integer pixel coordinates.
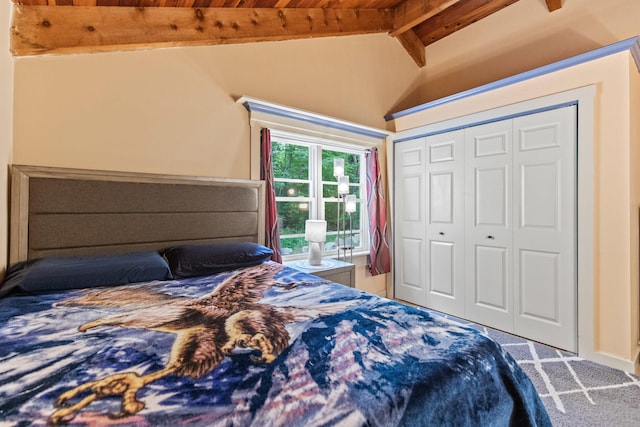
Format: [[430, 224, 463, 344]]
[[163, 242, 274, 278], [0, 252, 173, 298]]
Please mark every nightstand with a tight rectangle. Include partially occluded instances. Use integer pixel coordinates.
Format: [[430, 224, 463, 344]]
[[284, 258, 355, 287]]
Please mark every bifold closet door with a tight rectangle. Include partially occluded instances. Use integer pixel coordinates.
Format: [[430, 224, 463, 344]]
[[394, 106, 577, 351], [512, 106, 577, 352], [424, 130, 465, 316], [394, 138, 427, 304], [464, 106, 577, 351], [464, 120, 514, 329]]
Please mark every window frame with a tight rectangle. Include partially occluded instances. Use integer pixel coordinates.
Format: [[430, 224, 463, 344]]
[[270, 129, 368, 260], [239, 95, 390, 263]]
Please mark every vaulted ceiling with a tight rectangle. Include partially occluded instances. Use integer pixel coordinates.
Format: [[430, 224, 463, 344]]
[[10, 0, 562, 67]]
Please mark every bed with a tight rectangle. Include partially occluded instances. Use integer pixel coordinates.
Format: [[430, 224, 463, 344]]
[[0, 165, 551, 426]]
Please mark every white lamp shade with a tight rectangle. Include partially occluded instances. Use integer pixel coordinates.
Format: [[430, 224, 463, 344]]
[[338, 175, 350, 195], [345, 195, 357, 213], [333, 158, 344, 177], [305, 220, 327, 242]]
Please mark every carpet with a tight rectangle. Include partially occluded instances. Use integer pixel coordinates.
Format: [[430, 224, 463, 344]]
[[461, 320, 640, 426]]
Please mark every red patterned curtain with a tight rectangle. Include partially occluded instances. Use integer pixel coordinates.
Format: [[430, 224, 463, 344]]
[[365, 148, 391, 276], [260, 128, 283, 263]]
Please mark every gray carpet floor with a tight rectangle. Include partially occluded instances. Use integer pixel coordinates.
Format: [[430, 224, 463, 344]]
[[459, 319, 640, 426]]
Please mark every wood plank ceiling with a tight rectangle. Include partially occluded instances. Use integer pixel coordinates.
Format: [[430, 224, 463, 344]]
[[10, 0, 563, 67]]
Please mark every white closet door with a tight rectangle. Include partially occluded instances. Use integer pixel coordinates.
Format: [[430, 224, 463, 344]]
[[394, 138, 427, 304], [424, 130, 465, 315], [465, 120, 514, 330], [513, 106, 577, 352]]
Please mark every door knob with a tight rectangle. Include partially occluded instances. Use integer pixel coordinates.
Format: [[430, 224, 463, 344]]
[[439, 232, 445, 236], [487, 235, 495, 239]]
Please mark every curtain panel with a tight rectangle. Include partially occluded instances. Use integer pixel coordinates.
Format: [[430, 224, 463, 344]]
[[260, 128, 283, 263], [365, 148, 391, 276]]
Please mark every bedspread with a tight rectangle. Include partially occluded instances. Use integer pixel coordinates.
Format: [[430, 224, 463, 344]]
[[0, 262, 550, 426]]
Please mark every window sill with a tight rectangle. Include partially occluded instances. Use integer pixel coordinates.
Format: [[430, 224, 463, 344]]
[[283, 251, 369, 267]]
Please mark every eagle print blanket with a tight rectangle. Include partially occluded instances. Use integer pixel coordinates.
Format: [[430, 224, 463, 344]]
[[0, 262, 551, 426]]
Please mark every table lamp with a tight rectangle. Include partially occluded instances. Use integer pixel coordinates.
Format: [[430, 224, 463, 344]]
[[305, 219, 327, 266]]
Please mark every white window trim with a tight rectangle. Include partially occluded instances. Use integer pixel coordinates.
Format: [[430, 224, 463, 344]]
[[238, 96, 390, 263], [236, 96, 390, 181], [271, 129, 368, 259]]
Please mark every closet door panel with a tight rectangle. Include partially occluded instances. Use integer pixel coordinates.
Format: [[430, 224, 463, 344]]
[[430, 241, 454, 296], [513, 106, 577, 352], [474, 245, 508, 310], [521, 162, 559, 229], [394, 139, 427, 305], [402, 175, 423, 221], [425, 130, 465, 316], [430, 171, 453, 223], [401, 237, 424, 290], [519, 249, 560, 321], [475, 166, 508, 227], [465, 121, 514, 330]]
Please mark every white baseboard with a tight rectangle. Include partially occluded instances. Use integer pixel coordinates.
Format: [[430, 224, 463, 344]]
[[580, 349, 639, 374]]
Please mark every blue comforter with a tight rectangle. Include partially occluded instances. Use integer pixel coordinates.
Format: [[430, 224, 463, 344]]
[[0, 262, 550, 426]]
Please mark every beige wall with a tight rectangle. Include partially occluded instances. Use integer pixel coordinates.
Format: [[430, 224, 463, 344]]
[[13, 34, 420, 179], [0, 3, 13, 276], [10, 33, 420, 294], [411, 0, 640, 106], [630, 57, 640, 349], [390, 50, 640, 371]]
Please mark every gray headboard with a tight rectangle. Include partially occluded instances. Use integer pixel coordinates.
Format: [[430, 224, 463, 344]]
[[9, 165, 265, 265]]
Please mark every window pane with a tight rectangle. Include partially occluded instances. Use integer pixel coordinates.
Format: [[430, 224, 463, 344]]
[[277, 201, 310, 235], [347, 204, 362, 250], [279, 236, 307, 256], [270, 136, 367, 259], [349, 204, 362, 231], [324, 200, 339, 234], [272, 141, 309, 179], [351, 185, 360, 198], [339, 204, 362, 250], [322, 151, 341, 182], [323, 183, 338, 198], [324, 200, 362, 252], [275, 181, 309, 197], [322, 150, 361, 183]]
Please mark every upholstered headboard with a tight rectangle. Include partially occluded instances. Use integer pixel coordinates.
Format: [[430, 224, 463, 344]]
[[9, 165, 265, 265]]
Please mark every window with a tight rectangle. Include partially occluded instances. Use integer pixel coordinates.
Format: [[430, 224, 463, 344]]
[[239, 96, 389, 261], [270, 129, 367, 258]]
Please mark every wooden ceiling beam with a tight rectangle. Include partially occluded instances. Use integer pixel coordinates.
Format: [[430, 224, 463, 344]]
[[414, 0, 518, 46], [390, 0, 462, 37], [389, 0, 462, 68], [11, 5, 394, 56], [544, 0, 562, 12], [395, 28, 425, 67]]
